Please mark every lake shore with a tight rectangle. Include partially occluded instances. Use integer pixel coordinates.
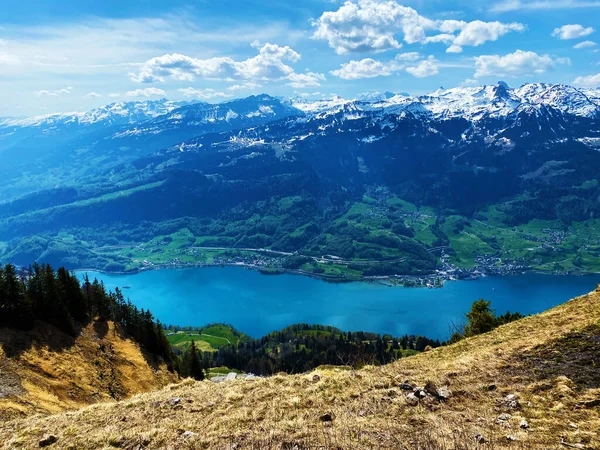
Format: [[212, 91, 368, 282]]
[[74, 259, 600, 288]]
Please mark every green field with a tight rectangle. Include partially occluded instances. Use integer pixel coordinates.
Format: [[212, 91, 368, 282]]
[[166, 324, 250, 352]]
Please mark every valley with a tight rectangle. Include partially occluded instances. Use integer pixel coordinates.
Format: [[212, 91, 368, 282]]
[[2, 83, 600, 285]]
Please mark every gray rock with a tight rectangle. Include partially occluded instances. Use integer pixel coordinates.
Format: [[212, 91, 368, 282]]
[[225, 372, 237, 381], [181, 431, 195, 439], [496, 413, 512, 423], [39, 434, 58, 447], [313, 375, 321, 382], [210, 376, 226, 383], [503, 394, 521, 409], [405, 393, 419, 406], [520, 419, 529, 429], [168, 398, 181, 406], [399, 383, 413, 391], [437, 387, 453, 400], [414, 387, 428, 399], [505, 435, 517, 442]]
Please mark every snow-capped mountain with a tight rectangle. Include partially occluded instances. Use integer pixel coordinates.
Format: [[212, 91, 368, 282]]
[[110, 94, 301, 140], [1, 99, 186, 129], [288, 82, 600, 123]]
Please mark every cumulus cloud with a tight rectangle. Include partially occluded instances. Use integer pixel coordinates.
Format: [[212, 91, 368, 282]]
[[36, 86, 73, 96], [286, 72, 326, 88], [474, 50, 568, 78], [406, 57, 439, 78], [131, 43, 301, 84], [125, 87, 167, 97], [573, 40, 597, 48], [177, 87, 230, 100], [573, 72, 600, 87], [84, 92, 102, 98], [395, 52, 422, 61], [552, 24, 595, 39], [311, 0, 524, 54], [330, 58, 402, 79], [227, 82, 262, 91], [492, 0, 600, 12]]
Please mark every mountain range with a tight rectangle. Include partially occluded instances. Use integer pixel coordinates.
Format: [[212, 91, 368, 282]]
[[1, 82, 600, 278]]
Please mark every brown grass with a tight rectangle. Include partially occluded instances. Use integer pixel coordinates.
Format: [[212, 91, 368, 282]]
[[1, 289, 599, 449], [0, 321, 177, 420]]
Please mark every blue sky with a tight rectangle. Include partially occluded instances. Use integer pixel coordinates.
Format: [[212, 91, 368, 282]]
[[1, 0, 599, 115]]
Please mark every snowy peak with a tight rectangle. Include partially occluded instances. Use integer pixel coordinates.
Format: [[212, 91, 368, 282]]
[[2, 99, 184, 129]]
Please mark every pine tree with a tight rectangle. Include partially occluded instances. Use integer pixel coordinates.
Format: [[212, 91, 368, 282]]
[[185, 341, 205, 380]]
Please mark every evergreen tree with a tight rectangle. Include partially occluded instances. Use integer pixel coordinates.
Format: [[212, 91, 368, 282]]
[[184, 341, 205, 380], [464, 299, 497, 337]]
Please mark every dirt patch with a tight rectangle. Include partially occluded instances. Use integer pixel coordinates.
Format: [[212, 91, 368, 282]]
[[509, 323, 600, 390], [0, 359, 25, 399]]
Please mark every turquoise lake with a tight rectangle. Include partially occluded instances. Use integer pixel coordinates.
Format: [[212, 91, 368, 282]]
[[78, 268, 600, 339]]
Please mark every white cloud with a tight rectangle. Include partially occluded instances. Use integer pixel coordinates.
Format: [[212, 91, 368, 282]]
[[552, 24, 595, 39], [330, 58, 402, 79], [452, 21, 525, 47], [286, 72, 326, 88], [573, 72, 600, 87], [108, 93, 121, 98], [492, 0, 600, 12], [395, 52, 422, 61], [0, 52, 19, 65], [460, 78, 479, 87], [125, 87, 167, 98], [406, 57, 439, 78], [131, 43, 301, 84], [36, 86, 73, 96], [446, 45, 463, 53], [311, 0, 524, 54], [84, 92, 102, 98], [474, 50, 568, 78], [177, 87, 230, 100], [573, 40, 597, 48], [227, 82, 262, 91]]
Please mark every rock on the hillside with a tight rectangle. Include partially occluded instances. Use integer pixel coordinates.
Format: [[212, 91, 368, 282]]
[[475, 434, 488, 444], [225, 372, 238, 381], [39, 434, 58, 447], [210, 376, 226, 383], [496, 413, 512, 423], [405, 392, 419, 406], [414, 387, 428, 399], [181, 431, 196, 439], [424, 381, 438, 396], [399, 382, 413, 391], [501, 394, 521, 409], [168, 398, 181, 406], [520, 419, 529, 429], [505, 435, 517, 442], [313, 375, 321, 382], [437, 387, 453, 400]]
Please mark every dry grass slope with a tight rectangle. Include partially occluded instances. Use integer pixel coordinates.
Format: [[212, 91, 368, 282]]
[[2, 289, 600, 449], [0, 321, 177, 420]]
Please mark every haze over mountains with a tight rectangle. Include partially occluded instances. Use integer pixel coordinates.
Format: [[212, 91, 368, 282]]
[[1, 81, 600, 276]]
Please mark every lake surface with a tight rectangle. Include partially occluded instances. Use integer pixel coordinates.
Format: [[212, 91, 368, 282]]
[[78, 268, 600, 339]]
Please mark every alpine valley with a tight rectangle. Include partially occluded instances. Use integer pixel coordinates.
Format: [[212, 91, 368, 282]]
[[2, 82, 600, 284]]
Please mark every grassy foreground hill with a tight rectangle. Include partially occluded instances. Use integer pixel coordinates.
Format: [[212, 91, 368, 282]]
[[0, 320, 177, 421], [1, 289, 599, 449]]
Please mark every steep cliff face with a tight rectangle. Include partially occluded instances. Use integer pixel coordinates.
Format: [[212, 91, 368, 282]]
[[2, 289, 599, 449], [0, 320, 177, 420]]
